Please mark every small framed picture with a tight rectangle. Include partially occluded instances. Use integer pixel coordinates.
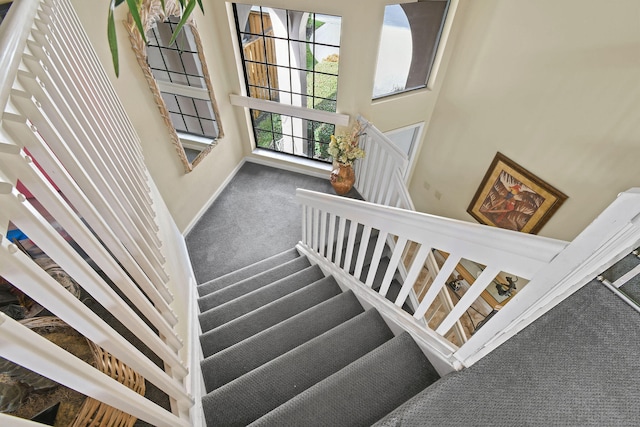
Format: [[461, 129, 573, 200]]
[[467, 153, 568, 234]]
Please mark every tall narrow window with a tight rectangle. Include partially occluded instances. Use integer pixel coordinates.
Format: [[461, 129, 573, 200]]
[[373, 1, 450, 99], [146, 17, 220, 141], [233, 4, 342, 163]]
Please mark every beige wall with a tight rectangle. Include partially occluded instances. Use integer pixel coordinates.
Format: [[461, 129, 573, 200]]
[[408, 0, 640, 240], [70, 0, 248, 233], [71, 0, 639, 240]]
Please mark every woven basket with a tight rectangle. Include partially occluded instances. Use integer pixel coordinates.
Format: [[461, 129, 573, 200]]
[[19, 317, 146, 427]]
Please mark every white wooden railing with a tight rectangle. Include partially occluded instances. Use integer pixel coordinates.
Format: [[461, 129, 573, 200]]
[[302, 120, 640, 371], [298, 188, 640, 369], [351, 117, 468, 346], [354, 116, 409, 206], [0, 0, 193, 425]]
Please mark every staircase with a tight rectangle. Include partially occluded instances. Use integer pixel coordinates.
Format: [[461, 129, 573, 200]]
[[197, 248, 440, 426]]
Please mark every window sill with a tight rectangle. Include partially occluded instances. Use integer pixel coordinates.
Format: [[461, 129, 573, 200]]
[[247, 148, 332, 180]]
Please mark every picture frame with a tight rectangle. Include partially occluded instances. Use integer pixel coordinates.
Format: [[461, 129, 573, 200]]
[[467, 152, 568, 234]]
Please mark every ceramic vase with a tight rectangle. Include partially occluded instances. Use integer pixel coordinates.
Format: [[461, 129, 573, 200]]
[[330, 163, 355, 195]]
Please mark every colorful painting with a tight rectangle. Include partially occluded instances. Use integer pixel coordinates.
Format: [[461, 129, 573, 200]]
[[467, 153, 567, 234]]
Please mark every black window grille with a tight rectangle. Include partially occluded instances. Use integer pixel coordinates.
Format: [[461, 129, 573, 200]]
[[233, 5, 341, 163]]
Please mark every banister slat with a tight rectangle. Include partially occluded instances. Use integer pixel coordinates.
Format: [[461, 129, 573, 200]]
[[395, 244, 431, 307], [312, 207, 320, 252], [343, 220, 359, 272], [0, 238, 190, 404], [436, 266, 502, 335], [1, 115, 173, 303], [414, 254, 462, 319], [354, 225, 372, 280], [4, 190, 186, 376], [365, 231, 388, 288], [334, 217, 347, 267], [378, 237, 407, 297], [319, 210, 327, 257], [326, 213, 337, 261], [0, 313, 189, 427]]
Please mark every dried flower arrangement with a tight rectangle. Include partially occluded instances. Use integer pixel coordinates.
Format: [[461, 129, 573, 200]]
[[328, 121, 366, 166]]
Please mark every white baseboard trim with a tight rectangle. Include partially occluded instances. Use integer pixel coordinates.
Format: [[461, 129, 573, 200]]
[[182, 159, 247, 236], [246, 149, 332, 180]]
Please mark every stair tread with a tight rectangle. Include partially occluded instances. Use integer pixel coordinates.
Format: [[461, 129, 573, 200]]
[[198, 264, 324, 332], [201, 290, 364, 391], [198, 256, 311, 311], [198, 255, 310, 306], [200, 276, 342, 355], [250, 332, 440, 427], [197, 248, 300, 293], [202, 309, 394, 427]]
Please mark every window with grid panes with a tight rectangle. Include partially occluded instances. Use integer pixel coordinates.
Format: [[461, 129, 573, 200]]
[[146, 17, 220, 140], [233, 4, 342, 162]]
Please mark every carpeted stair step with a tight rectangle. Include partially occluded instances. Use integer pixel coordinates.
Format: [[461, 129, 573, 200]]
[[201, 290, 364, 391], [198, 256, 311, 311], [199, 276, 343, 355], [196, 248, 300, 296], [202, 309, 394, 427], [250, 332, 440, 427], [198, 264, 324, 332]]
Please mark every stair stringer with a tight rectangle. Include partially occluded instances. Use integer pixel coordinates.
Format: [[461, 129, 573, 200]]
[[297, 242, 462, 377]]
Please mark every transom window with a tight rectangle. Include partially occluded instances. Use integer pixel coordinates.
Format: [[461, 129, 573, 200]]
[[233, 4, 342, 163]]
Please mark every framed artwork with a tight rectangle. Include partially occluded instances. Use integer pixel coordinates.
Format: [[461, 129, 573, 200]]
[[467, 152, 568, 234]]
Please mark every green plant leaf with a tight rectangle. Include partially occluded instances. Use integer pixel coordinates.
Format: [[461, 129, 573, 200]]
[[159, 0, 165, 12], [197, 0, 204, 14], [169, 0, 197, 46], [126, 0, 147, 44], [107, 0, 119, 77]]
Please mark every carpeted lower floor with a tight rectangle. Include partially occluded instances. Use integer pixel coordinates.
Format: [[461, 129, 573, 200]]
[[374, 280, 640, 426], [185, 162, 336, 284]]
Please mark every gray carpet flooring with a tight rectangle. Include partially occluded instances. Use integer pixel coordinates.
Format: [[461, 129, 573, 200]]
[[185, 162, 338, 284], [186, 162, 640, 426], [374, 280, 640, 426]]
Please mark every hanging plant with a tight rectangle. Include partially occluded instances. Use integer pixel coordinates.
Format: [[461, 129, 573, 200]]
[[107, 0, 203, 77]]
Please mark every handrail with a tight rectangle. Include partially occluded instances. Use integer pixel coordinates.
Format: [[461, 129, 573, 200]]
[[392, 168, 415, 210], [357, 115, 408, 165], [298, 189, 567, 276]]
